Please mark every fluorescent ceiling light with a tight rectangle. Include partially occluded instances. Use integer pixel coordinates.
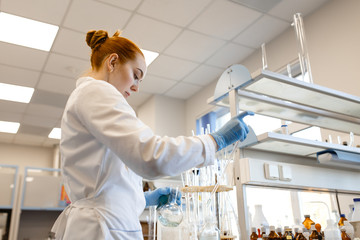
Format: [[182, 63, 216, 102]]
[[49, 128, 61, 139], [0, 83, 34, 103], [0, 12, 59, 51], [0, 121, 20, 134], [141, 49, 159, 66]]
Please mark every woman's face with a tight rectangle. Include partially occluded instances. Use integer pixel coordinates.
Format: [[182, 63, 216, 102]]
[[107, 53, 147, 99]]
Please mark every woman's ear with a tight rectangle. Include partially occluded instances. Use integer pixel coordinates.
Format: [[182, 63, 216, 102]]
[[108, 53, 119, 72]]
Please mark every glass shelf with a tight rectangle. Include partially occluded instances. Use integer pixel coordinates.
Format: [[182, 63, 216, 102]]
[[243, 132, 360, 158]]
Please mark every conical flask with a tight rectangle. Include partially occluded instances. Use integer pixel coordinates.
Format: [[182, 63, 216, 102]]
[[252, 205, 269, 231]]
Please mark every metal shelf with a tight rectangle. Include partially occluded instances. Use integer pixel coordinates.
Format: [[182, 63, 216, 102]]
[[243, 132, 360, 158], [244, 69, 360, 118], [207, 65, 360, 134]]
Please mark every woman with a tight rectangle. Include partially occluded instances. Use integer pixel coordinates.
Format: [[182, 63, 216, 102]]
[[51, 30, 252, 239]]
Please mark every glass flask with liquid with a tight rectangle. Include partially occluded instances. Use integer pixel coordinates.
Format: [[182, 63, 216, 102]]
[[158, 187, 183, 227], [338, 214, 348, 227], [199, 216, 220, 240], [302, 215, 315, 230]]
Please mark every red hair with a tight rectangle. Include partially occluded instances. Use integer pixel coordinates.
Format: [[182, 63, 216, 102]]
[[86, 30, 144, 70]]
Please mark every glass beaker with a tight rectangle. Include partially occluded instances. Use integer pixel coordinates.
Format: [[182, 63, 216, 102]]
[[158, 187, 184, 227]]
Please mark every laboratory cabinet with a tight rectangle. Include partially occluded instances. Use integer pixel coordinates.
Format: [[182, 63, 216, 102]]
[[207, 63, 360, 239], [1, 167, 65, 240]]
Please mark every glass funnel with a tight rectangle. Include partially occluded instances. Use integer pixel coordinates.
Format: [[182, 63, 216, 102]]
[[158, 187, 184, 227]]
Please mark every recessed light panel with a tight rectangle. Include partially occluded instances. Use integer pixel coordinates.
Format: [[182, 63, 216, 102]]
[[48, 128, 61, 139], [0, 83, 34, 103], [0, 12, 59, 51], [141, 49, 159, 66], [0, 121, 20, 134]]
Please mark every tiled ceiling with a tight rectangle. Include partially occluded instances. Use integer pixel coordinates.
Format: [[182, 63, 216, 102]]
[[0, 0, 329, 147]]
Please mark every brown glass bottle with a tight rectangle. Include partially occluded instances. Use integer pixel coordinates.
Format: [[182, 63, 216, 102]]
[[338, 214, 348, 227], [283, 227, 294, 240], [250, 227, 258, 240], [341, 228, 351, 240], [293, 228, 299, 240], [276, 227, 283, 238], [268, 226, 280, 240], [303, 215, 315, 230], [309, 225, 320, 240], [296, 229, 307, 240]]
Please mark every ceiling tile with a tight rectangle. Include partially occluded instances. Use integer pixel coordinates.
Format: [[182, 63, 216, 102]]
[[182, 65, 224, 86], [96, 0, 142, 11], [234, 15, 290, 48], [13, 133, 45, 146], [1, 0, 71, 25], [140, 75, 177, 94], [269, 0, 329, 22], [0, 42, 48, 71], [18, 124, 51, 136], [63, 0, 132, 33], [188, 0, 262, 40], [21, 115, 59, 128], [126, 92, 152, 108], [0, 112, 23, 123], [137, 0, 212, 27], [229, 0, 281, 13], [25, 103, 64, 119], [37, 73, 75, 95], [0, 100, 27, 114], [206, 43, 254, 68], [164, 82, 202, 99], [42, 138, 60, 147], [164, 30, 226, 63], [30, 89, 68, 109], [0, 64, 40, 87], [51, 28, 90, 60], [123, 14, 182, 52], [44, 53, 90, 78], [147, 55, 198, 80], [0, 133, 15, 143]]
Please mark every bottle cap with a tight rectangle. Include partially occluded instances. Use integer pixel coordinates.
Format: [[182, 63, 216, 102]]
[[304, 215, 310, 218], [353, 198, 360, 202], [261, 226, 266, 232], [294, 227, 299, 231], [276, 227, 282, 232], [298, 229, 303, 233], [310, 225, 316, 230], [270, 226, 275, 231], [251, 227, 256, 232], [340, 214, 346, 217]]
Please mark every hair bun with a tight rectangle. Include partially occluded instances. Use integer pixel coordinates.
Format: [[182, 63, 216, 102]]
[[86, 30, 109, 50]]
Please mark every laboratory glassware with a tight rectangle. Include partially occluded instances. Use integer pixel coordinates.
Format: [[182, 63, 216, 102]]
[[252, 204, 269, 231], [293, 13, 313, 84], [261, 43, 268, 70], [352, 198, 360, 221], [199, 216, 220, 240], [158, 187, 184, 227], [302, 215, 315, 230]]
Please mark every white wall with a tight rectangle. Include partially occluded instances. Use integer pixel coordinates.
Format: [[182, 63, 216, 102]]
[[185, 0, 360, 134], [138, 95, 186, 137], [0, 143, 54, 172]]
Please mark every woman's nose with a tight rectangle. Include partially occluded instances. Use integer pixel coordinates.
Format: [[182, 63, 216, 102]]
[[130, 84, 139, 92]]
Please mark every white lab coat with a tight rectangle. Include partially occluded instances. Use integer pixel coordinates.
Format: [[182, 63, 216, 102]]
[[51, 77, 216, 239]]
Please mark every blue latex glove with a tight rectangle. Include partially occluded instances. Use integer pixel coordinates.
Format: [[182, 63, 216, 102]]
[[144, 187, 182, 208], [210, 111, 254, 151]]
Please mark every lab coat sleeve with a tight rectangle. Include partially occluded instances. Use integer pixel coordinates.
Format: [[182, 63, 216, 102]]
[[74, 81, 216, 179]]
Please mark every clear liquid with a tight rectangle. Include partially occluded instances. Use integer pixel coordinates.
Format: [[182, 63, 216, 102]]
[[158, 214, 181, 227]]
